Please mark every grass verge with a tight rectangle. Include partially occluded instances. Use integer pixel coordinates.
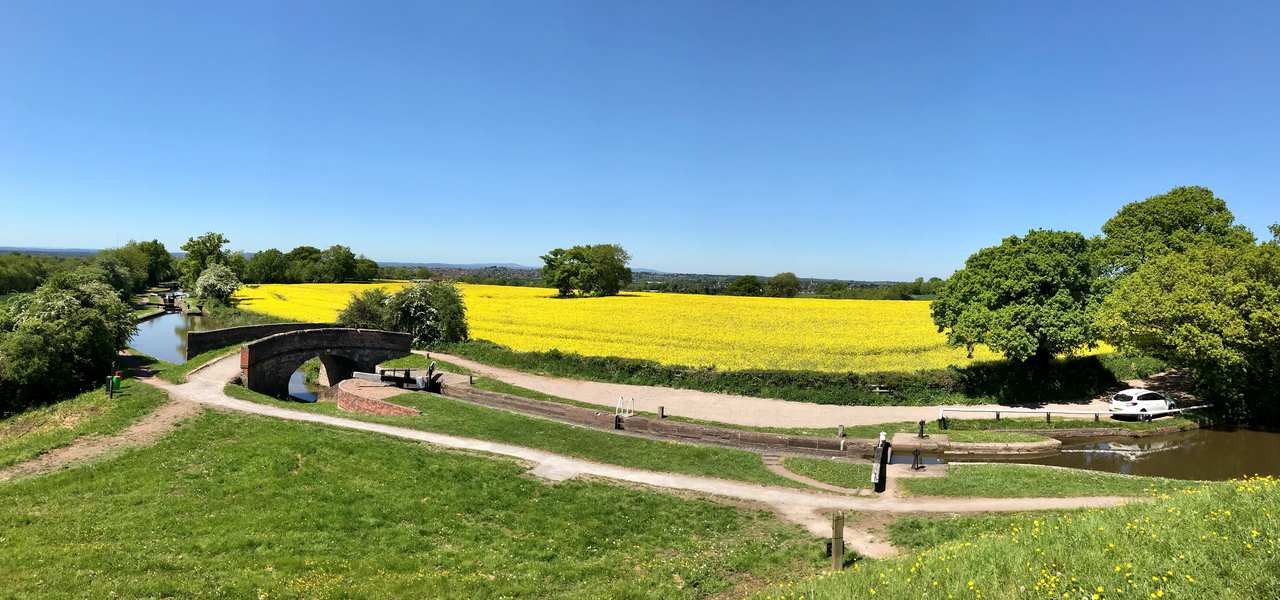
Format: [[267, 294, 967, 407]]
[[761, 478, 1276, 599], [0, 378, 168, 469], [886, 511, 1075, 551], [224, 384, 805, 489], [782, 457, 872, 490], [0, 410, 823, 598], [900, 463, 1200, 498]]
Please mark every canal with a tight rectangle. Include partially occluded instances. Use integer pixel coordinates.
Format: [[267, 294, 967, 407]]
[[129, 311, 320, 402], [983, 427, 1280, 481]]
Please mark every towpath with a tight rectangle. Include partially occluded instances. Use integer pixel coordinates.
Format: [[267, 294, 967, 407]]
[[421, 351, 1113, 428]]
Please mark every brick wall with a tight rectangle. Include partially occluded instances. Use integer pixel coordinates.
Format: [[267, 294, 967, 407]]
[[323, 385, 421, 417]]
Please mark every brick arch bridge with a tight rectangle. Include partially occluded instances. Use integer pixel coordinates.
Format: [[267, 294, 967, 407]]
[[239, 328, 412, 397]]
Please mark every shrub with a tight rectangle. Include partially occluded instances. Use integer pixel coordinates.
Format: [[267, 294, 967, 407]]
[[194, 264, 241, 302], [0, 271, 135, 413], [336, 288, 391, 329], [386, 282, 469, 348]]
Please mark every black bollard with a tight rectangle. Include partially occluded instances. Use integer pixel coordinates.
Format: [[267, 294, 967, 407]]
[[917, 419, 926, 439], [872, 433, 891, 494], [911, 448, 923, 470]]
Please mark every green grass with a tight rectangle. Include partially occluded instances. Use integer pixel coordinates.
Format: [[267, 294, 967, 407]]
[[0, 410, 824, 598], [380, 352, 472, 375], [763, 478, 1277, 599], [886, 511, 1076, 551], [782, 457, 872, 490], [224, 384, 806, 489], [133, 344, 241, 385], [901, 463, 1200, 498], [0, 379, 168, 469]]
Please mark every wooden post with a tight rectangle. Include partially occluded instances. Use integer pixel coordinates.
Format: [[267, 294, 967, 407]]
[[831, 512, 845, 570], [1094, 413, 1100, 422], [837, 424, 845, 438], [658, 406, 665, 419], [1045, 412, 1051, 424], [995, 412, 1000, 421]]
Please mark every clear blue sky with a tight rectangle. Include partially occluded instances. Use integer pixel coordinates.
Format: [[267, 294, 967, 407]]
[[2, 1, 1276, 280]]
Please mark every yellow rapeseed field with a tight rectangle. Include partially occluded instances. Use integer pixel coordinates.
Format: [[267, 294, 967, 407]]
[[234, 282, 1016, 372]]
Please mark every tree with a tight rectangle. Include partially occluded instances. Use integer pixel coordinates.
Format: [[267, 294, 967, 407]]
[[285, 246, 323, 283], [337, 288, 391, 329], [765, 272, 801, 298], [0, 269, 135, 412], [931, 230, 1098, 365], [1096, 240, 1280, 421], [1098, 186, 1254, 276], [385, 282, 469, 347], [244, 248, 290, 283], [725, 275, 764, 296], [179, 232, 231, 289], [540, 244, 633, 297], [193, 264, 241, 303], [354, 257, 380, 281], [319, 245, 357, 282], [131, 240, 174, 286]]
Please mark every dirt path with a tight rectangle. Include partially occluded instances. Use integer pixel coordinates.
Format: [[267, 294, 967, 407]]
[[146, 353, 1143, 558], [421, 351, 1113, 428], [0, 398, 202, 483]]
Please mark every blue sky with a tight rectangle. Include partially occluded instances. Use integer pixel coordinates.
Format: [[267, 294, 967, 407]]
[[2, 1, 1276, 279]]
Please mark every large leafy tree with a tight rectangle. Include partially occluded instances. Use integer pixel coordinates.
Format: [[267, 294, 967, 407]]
[[765, 272, 801, 298], [1096, 229, 1280, 421], [541, 244, 633, 297], [179, 232, 231, 289], [1098, 186, 1254, 276], [931, 229, 1098, 364], [724, 275, 764, 296], [244, 248, 290, 283], [0, 268, 135, 411]]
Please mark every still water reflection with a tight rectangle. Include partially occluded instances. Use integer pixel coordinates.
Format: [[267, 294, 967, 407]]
[[130, 311, 319, 403], [977, 428, 1280, 480]]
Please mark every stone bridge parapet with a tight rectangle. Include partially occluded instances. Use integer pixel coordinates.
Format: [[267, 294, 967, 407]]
[[239, 328, 411, 398]]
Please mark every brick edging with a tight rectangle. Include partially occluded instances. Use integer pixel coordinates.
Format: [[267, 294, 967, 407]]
[[323, 385, 421, 417]]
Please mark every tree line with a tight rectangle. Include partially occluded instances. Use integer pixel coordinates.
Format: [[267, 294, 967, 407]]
[[931, 186, 1279, 423]]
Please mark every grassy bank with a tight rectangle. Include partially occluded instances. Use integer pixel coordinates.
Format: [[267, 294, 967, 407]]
[[900, 464, 1200, 498], [886, 511, 1076, 551], [0, 378, 168, 468], [782, 457, 872, 490], [762, 477, 1276, 599], [0, 410, 823, 598], [440, 340, 1165, 407], [224, 384, 804, 488]]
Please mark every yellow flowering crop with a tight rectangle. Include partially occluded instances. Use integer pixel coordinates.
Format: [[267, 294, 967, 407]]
[[235, 282, 1022, 372]]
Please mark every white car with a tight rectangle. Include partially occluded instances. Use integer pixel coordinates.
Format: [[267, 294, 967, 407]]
[[1109, 388, 1175, 419]]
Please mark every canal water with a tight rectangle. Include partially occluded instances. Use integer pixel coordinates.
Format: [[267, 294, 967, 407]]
[[129, 311, 319, 402], [959, 427, 1280, 481]]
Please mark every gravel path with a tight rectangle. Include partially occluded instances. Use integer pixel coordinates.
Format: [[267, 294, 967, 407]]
[[0, 398, 202, 483], [143, 353, 1141, 558], [421, 351, 1113, 428]]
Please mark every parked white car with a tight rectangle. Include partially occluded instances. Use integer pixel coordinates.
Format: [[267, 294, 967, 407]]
[[1109, 388, 1175, 419]]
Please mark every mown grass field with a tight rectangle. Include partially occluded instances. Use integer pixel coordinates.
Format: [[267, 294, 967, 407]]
[[234, 283, 1050, 372], [762, 477, 1279, 600], [0, 410, 822, 598], [0, 379, 168, 468]]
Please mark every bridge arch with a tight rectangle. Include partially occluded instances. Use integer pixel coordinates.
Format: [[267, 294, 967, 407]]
[[239, 328, 412, 398]]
